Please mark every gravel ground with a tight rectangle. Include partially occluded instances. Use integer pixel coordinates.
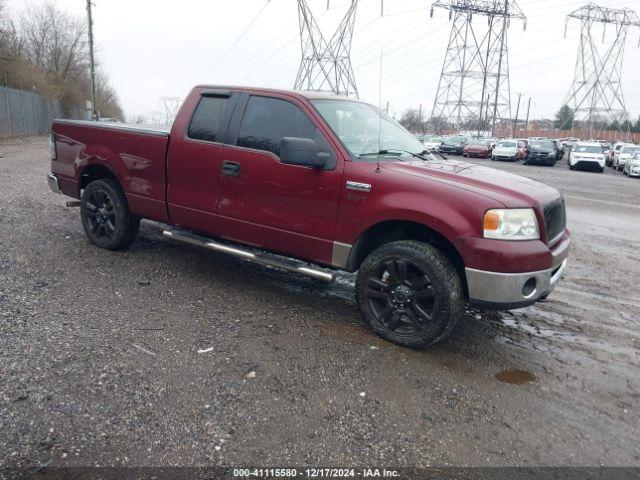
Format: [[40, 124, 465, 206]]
[[0, 136, 639, 469]]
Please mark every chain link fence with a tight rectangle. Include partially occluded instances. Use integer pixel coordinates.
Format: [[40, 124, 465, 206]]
[[0, 85, 86, 137]]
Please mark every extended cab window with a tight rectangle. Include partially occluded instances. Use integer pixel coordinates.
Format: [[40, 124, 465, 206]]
[[237, 96, 335, 167], [188, 96, 228, 142]]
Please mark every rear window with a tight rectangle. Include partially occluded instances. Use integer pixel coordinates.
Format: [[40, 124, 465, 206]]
[[574, 145, 602, 153], [188, 96, 229, 142]]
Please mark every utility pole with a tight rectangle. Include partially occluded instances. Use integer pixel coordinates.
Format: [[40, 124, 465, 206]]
[[524, 97, 531, 134], [86, 0, 98, 120], [512, 92, 522, 138], [418, 103, 423, 133], [491, 0, 509, 138]]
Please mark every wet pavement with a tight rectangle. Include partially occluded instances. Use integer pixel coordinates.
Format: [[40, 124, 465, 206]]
[[0, 136, 639, 468]]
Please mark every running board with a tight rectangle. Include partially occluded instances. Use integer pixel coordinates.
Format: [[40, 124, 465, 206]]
[[162, 230, 335, 283]]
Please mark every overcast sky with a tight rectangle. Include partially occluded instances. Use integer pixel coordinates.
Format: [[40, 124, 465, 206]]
[[7, 0, 640, 120]]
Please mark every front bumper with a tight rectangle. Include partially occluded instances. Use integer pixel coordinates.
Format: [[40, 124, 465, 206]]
[[465, 150, 489, 157], [526, 153, 555, 164], [493, 154, 517, 161], [466, 259, 568, 310], [47, 173, 61, 194], [572, 160, 604, 170]]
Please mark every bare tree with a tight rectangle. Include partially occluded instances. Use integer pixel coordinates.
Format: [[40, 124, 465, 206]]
[[1, 1, 123, 119], [399, 108, 425, 134]]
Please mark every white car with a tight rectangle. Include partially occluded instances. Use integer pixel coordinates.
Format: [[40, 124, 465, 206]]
[[569, 142, 605, 172], [421, 136, 444, 151], [608, 141, 626, 167], [492, 140, 521, 162], [613, 145, 640, 171], [623, 152, 640, 177]]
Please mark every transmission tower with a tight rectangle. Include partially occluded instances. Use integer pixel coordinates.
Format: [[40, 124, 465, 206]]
[[159, 97, 182, 125], [294, 0, 359, 97], [430, 0, 526, 135], [562, 3, 640, 134]]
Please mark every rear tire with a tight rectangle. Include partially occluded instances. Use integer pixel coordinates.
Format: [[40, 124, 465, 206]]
[[81, 179, 140, 250], [356, 241, 463, 348]]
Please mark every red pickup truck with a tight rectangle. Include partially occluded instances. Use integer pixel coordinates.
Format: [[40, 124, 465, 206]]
[[48, 85, 570, 348]]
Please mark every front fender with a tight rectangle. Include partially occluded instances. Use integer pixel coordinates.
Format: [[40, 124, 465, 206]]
[[335, 170, 499, 247]]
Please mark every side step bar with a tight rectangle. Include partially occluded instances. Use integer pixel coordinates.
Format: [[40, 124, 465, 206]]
[[162, 230, 335, 283]]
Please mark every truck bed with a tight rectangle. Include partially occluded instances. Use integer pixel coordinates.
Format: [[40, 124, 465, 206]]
[[51, 119, 171, 223]]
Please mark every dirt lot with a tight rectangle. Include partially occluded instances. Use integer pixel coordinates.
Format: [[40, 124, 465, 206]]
[[1, 136, 639, 469]]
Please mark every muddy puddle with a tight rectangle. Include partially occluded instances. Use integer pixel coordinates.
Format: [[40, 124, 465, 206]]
[[495, 368, 536, 384]]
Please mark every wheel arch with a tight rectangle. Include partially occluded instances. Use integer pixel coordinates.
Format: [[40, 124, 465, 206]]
[[346, 220, 467, 296], [78, 162, 120, 196]]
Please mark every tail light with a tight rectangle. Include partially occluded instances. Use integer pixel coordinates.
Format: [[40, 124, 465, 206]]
[[50, 133, 57, 161]]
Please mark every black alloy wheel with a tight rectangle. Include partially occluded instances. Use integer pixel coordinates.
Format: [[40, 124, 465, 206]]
[[363, 258, 437, 337], [356, 241, 463, 348], [85, 189, 117, 240], [81, 178, 140, 250]]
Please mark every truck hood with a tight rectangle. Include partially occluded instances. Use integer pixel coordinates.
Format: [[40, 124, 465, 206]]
[[386, 159, 560, 208]]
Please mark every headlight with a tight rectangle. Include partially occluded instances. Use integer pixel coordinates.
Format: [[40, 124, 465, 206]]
[[548, 152, 555, 158], [483, 208, 539, 241]]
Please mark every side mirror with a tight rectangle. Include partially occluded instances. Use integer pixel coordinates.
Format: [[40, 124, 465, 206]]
[[280, 137, 328, 168]]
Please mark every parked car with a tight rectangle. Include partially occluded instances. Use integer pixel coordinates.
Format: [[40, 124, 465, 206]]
[[439, 135, 469, 155], [524, 140, 557, 166], [613, 145, 640, 171], [550, 140, 564, 161], [559, 137, 579, 154], [623, 152, 640, 177], [485, 137, 499, 149], [462, 139, 492, 158], [47, 85, 570, 349], [569, 142, 606, 172], [607, 142, 625, 167], [492, 139, 521, 161], [421, 136, 445, 151]]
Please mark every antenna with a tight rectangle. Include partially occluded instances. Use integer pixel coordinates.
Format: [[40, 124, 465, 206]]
[[376, 50, 383, 173]]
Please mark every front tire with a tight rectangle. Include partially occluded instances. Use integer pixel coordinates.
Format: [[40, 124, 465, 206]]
[[356, 241, 463, 348], [81, 179, 140, 250]]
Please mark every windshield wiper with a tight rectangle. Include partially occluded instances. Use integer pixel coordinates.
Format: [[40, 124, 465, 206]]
[[358, 149, 432, 161]]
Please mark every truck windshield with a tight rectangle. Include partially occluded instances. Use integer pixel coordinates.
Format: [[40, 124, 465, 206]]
[[311, 99, 424, 159]]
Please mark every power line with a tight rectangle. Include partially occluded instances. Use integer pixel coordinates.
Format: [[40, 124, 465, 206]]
[[203, 0, 271, 81]]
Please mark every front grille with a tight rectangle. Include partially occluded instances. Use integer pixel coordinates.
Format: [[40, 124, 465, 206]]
[[544, 199, 566, 244]]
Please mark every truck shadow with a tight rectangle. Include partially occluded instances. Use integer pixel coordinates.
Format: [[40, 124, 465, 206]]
[[131, 223, 539, 364]]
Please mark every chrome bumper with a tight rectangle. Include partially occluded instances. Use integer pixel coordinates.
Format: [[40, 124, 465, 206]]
[[47, 174, 61, 194], [466, 259, 567, 309]]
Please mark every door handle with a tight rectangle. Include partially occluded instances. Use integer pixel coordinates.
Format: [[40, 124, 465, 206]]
[[222, 160, 240, 177]]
